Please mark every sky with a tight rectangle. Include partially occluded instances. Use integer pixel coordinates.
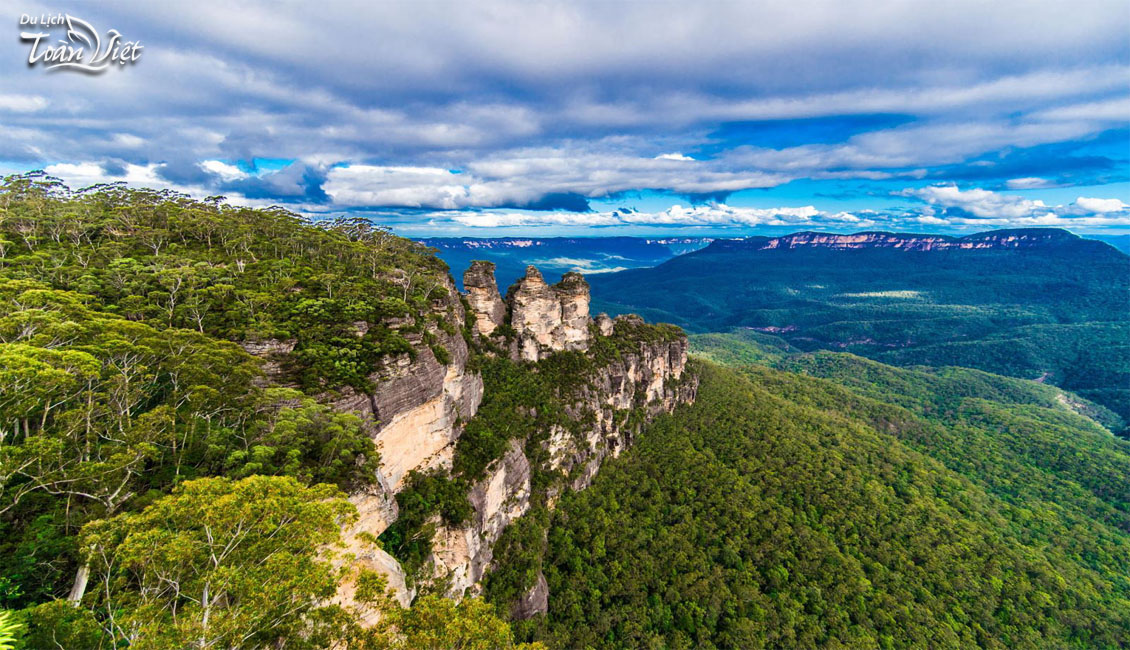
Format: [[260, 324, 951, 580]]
[[3, 0, 1129, 236]]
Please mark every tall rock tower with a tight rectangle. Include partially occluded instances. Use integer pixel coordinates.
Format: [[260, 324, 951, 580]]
[[463, 264, 594, 362], [463, 261, 507, 337]]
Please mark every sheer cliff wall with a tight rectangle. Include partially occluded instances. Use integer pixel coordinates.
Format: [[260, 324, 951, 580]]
[[249, 260, 697, 619]]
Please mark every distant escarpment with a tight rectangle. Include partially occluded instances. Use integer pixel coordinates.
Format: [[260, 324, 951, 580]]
[[325, 260, 695, 619], [706, 227, 1100, 253]]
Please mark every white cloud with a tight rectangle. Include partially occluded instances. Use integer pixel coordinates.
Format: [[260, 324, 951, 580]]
[[655, 153, 694, 161], [111, 133, 146, 148], [1005, 177, 1053, 190], [199, 160, 249, 182], [41, 162, 173, 190], [1072, 197, 1128, 213], [40, 161, 251, 201], [1030, 96, 1130, 122], [323, 154, 791, 209], [42, 163, 108, 188], [324, 166, 477, 209], [0, 94, 48, 112], [445, 203, 874, 229], [901, 185, 1051, 219], [899, 184, 1130, 226]]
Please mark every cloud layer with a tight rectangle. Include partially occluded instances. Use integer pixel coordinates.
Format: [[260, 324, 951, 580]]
[[3, 0, 1127, 234]]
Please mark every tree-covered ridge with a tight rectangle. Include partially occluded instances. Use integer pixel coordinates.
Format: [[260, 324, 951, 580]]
[[0, 172, 451, 392], [0, 175, 539, 647], [529, 361, 1130, 649], [589, 230, 1130, 422], [0, 277, 380, 607]]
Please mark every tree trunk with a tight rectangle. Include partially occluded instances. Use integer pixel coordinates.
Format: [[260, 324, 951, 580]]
[[67, 562, 90, 605]]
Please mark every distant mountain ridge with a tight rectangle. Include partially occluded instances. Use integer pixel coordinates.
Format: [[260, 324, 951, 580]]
[[1087, 234, 1130, 255], [587, 227, 1130, 426], [706, 227, 1109, 253], [418, 235, 713, 288]]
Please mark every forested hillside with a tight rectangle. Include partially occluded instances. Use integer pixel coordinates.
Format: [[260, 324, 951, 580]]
[[589, 230, 1130, 425], [524, 360, 1130, 649], [0, 173, 540, 648]]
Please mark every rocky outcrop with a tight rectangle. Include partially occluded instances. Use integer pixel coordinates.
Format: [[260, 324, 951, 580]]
[[248, 261, 695, 621], [511, 571, 549, 619], [326, 277, 484, 493], [464, 261, 506, 337], [239, 338, 297, 387], [555, 272, 592, 351], [334, 544, 414, 625], [239, 273, 484, 620], [508, 266, 592, 362], [595, 312, 614, 336], [549, 319, 693, 491], [424, 287, 696, 601]]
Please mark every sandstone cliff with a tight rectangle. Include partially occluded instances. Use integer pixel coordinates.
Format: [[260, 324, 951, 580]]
[[252, 261, 696, 620], [464, 261, 506, 337], [419, 271, 696, 607], [505, 266, 593, 362]]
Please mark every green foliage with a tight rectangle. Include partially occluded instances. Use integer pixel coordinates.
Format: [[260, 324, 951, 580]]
[[689, 328, 797, 366], [452, 355, 565, 481], [0, 610, 20, 650], [79, 475, 356, 649], [223, 387, 379, 488], [13, 601, 105, 649], [527, 361, 1130, 649], [0, 172, 449, 393], [381, 469, 473, 579], [484, 506, 551, 608], [0, 281, 379, 609], [368, 595, 545, 650]]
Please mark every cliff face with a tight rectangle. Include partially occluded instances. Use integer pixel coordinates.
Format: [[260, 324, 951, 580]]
[[549, 320, 692, 491], [707, 228, 1083, 253], [247, 261, 695, 620], [424, 269, 696, 602], [464, 261, 506, 337]]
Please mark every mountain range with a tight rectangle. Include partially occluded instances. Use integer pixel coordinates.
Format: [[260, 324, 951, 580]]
[[588, 228, 1130, 429]]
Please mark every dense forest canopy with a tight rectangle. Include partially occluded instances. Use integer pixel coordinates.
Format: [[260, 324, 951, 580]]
[[521, 360, 1130, 649]]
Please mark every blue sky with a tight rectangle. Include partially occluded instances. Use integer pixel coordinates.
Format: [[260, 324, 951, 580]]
[[3, 1, 1128, 236]]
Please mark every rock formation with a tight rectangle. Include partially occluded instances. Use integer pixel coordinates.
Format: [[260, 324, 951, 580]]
[[245, 262, 696, 622], [595, 312, 614, 336], [425, 281, 696, 603], [508, 266, 593, 361], [464, 261, 506, 337]]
